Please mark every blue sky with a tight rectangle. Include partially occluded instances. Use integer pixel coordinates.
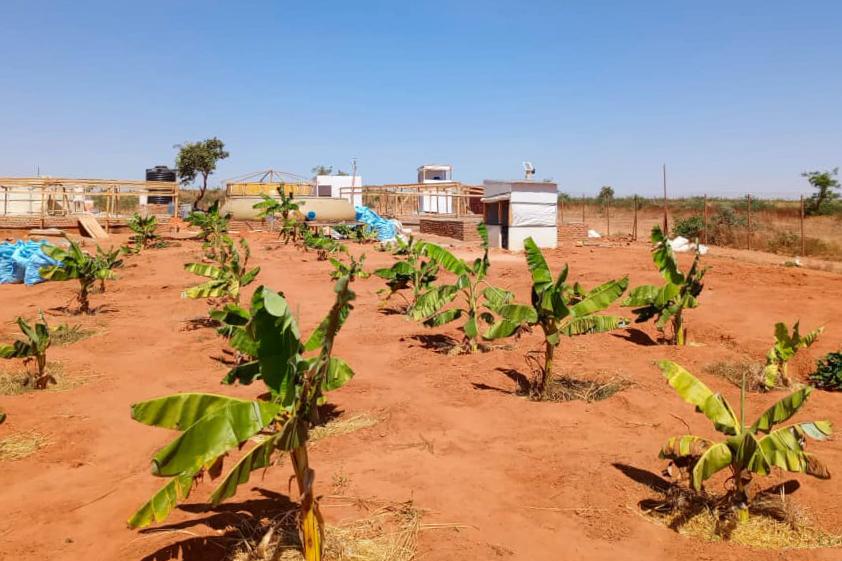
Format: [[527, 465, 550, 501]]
[[1, 1, 840, 196]]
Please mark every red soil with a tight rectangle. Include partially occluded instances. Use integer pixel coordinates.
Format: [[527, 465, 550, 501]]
[[1, 232, 841, 561]]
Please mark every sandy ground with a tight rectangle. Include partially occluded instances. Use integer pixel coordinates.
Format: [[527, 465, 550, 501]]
[[1, 231, 842, 561]]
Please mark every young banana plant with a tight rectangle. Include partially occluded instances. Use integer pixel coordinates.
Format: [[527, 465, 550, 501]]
[[409, 223, 511, 352], [129, 276, 357, 561], [622, 225, 706, 345], [492, 237, 628, 399], [659, 360, 832, 522], [763, 321, 823, 390], [252, 189, 304, 243], [125, 213, 161, 252], [95, 246, 123, 292], [186, 201, 232, 259], [182, 238, 260, 304], [373, 242, 439, 310], [302, 231, 347, 261], [329, 254, 369, 281], [0, 313, 53, 389], [41, 240, 118, 314]]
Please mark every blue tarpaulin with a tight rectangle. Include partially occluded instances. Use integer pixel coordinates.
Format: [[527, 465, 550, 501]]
[[354, 206, 396, 242], [0, 240, 60, 285]]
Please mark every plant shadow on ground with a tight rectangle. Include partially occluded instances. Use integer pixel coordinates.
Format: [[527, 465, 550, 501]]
[[181, 316, 221, 332], [473, 368, 631, 402], [377, 304, 408, 316], [408, 333, 462, 355], [611, 328, 659, 346], [139, 488, 298, 561]]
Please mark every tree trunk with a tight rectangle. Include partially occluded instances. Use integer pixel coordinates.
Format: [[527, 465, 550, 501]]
[[193, 173, 209, 210], [674, 312, 685, 346], [79, 281, 91, 314], [290, 445, 323, 561], [734, 468, 750, 523]]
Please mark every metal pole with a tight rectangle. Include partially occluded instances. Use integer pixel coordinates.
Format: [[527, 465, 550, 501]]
[[746, 194, 752, 250], [560, 198, 564, 223], [633, 195, 638, 241], [662, 164, 669, 234], [703, 194, 708, 245], [582, 195, 585, 223], [800, 194, 806, 256], [606, 197, 611, 237]]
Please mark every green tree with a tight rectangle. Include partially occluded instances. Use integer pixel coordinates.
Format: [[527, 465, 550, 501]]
[[803, 168, 839, 215], [311, 165, 333, 177], [175, 137, 230, 209], [597, 185, 615, 206]]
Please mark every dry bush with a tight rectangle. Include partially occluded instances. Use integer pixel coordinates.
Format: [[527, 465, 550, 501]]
[[311, 414, 379, 442], [52, 323, 96, 346], [704, 361, 766, 391], [543, 374, 631, 403], [0, 431, 48, 461]]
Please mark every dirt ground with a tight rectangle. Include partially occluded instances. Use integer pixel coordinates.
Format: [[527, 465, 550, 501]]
[[1, 230, 842, 561]]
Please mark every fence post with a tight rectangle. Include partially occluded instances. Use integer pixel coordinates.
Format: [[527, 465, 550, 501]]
[[703, 194, 708, 245], [800, 194, 806, 256], [633, 195, 638, 241], [747, 193, 752, 251], [560, 197, 564, 223], [582, 195, 586, 223], [606, 197, 611, 237]]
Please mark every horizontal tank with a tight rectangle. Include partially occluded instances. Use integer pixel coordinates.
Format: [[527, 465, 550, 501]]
[[221, 195, 356, 222]]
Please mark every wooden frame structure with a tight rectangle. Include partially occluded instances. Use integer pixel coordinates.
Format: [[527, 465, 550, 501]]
[[0, 177, 178, 229], [338, 182, 483, 218]]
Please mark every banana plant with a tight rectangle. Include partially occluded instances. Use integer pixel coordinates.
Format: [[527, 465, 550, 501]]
[[129, 277, 357, 561], [329, 254, 369, 281], [658, 360, 831, 522], [253, 189, 304, 244], [186, 201, 231, 259], [0, 313, 53, 389], [302, 231, 347, 261], [373, 242, 439, 310], [493, 237, 628, 399], [763, 321, 823, 390], [95, 246, 123, 292], [125, 213, 161, 253], [622, 225, 706, 345], [182, 238, 260, 304], [409, 223, 512, 352], [41, 240, 118, 314]]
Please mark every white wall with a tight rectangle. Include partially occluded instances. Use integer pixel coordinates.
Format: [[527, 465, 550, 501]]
[[316, 175, 363, 206], [508, 226, 557, 251], [419, 187, 454, 213]]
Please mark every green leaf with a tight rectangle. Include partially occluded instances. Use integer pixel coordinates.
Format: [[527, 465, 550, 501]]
[[621, 284, 659, 307], [209, 434, 282, 505], [569, 277, 628, 317], [410, 285, 459, 321], [131, 393, 252, 430], [425, 307, 463, 328], [128, 472, 196, 529], [523, 237, 552, 292], [417, 242, 469, 276], [150, 399, 282, 476], [750, 386, 812, 434], [561, 315, 625, 336], [690, 442, 732, 491], [659, 360, 739, 435], [184, 262, 224, 279], [651, 225, 684, 285], [323, 357, 354, 392]]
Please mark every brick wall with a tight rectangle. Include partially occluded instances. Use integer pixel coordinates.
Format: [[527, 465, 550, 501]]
[[419, 217, 483, 241], [0, 215, 171, 231], [557, 222, 588, 242]]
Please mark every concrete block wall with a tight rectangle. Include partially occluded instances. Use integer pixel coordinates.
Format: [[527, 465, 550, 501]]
[[557, 222, 588, 242]]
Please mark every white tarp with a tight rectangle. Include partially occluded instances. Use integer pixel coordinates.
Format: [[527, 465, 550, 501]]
[[511, 201, 557, 227]]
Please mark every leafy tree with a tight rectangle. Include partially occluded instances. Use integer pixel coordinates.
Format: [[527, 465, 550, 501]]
[[494, 237, 628, 399], [175, 137, 230, 209], [129, 277, 358, 561], [0, 313, 53, 389], [253, 190, 305, 244], [407, 224, 516, 353], [658, 360, 832, 523], [597, 185, 615, 206], [311, 164, 333, 177], [622, 225, 706, 345], [763, 321, 823, 390], [803, 168, 840, 215], [373, 241, 439, 310], [183, 238, 260, 305], [186, 201, 231, 260], [810, 351, 842, 391], [41, 240, 118, 314]]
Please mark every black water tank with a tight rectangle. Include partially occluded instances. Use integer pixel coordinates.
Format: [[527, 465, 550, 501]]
[[146, 165, 177, 204]]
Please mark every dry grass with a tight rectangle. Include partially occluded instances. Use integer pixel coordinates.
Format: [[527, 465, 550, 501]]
[[311, 414, 379, 442], [544, 374, 632, 402], [230, 500, 423, 561], [0, 431, 48, 461], [0, 363, 92, 396], [704, 361, 766, 391], [52, 323, 96, 346]]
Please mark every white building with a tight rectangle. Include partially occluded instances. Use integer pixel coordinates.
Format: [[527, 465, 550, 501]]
[[481, 180, 558, 251], [315, 175, 363, 207], [417, 164, 454, 213]]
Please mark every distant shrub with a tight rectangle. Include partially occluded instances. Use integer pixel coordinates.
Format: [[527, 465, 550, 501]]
[[765, 230, 800, 255], [671, 215, 705, 240], [810, 352, 842, 391]]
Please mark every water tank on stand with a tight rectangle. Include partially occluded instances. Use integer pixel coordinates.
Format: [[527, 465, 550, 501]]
[[145, 166, 177, 204]]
